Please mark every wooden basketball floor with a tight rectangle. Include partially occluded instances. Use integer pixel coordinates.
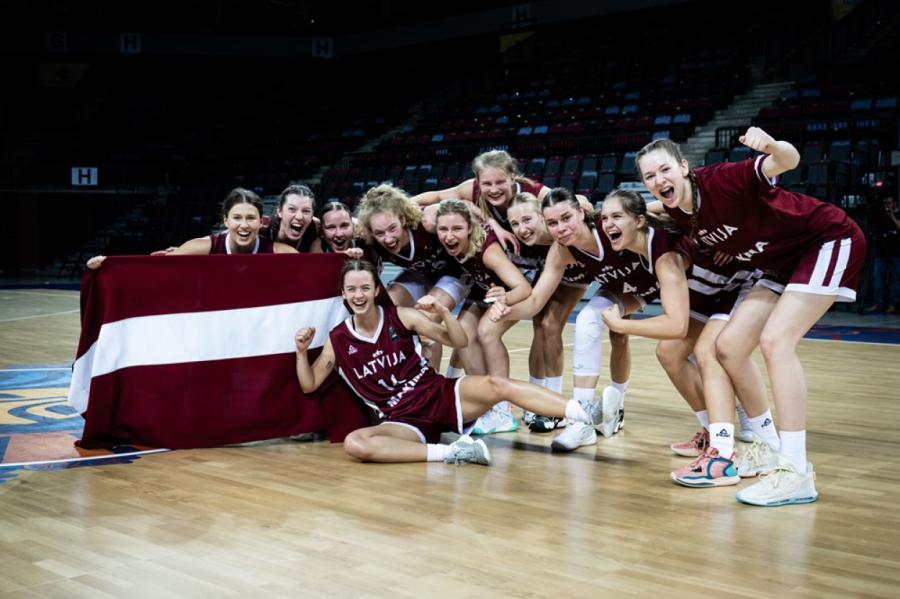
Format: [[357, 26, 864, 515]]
[[1, 289, 899, 597]]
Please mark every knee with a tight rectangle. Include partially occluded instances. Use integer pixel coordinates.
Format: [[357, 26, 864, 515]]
[[758, 327, 792, 363], [476, 320, 500, 345], [343, 432, 374, 462], [655, 341, 682, 371], [693, 341, 719, 371], [714, 332, 744, 366], [486, 374, 512, 397]]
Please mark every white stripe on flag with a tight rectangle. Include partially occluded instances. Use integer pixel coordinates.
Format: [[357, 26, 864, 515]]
[[809, 240, 835, 287], [827, 238, 851, 288], [67, 296, 348, 412]]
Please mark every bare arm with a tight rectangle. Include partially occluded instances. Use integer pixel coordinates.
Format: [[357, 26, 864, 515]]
[[412, 179, 474, 207], [295, 328, 336, 393], [399, 302, 468, 349], [170, 236, 213, 255], [482, 243, 532, 305], [489, 243, 570, 321], [274, 241, 300, 254], [601, 252, 690, 339], [740, 126, 800, 180]]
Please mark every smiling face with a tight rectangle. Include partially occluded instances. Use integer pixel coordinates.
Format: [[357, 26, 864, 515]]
[[638, 148, 691, 211], [477, 165, 515, 208], [341, 269, 379, 316], [277, 194, 315, 242], [223, 203, 262, 251], [541, 201, 585, 247], [600, 195, 643, 252], [368, 211, 408, 253], [436, 212, 471, 257], [322, 209, 354, 251], [507, 202, 547, 246]]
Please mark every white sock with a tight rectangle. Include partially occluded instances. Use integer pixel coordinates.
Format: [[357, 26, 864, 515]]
[[445, 365, 464, 379], [528, 376, 545, 387], [426, 444, 449, 462], [573, 387, 595, 406], [545, 376, 563, 394], [611, 379, 629, 400], [735, 401, 752, 432], [709, 422, 735, 457], [779, 430, 807, 473], [695, 410, 710, 431], [565, 399, 590, 423], [748, 409, 780, 451]]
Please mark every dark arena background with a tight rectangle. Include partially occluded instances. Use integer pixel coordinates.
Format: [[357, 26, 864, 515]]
[[1, 1, 899, 596]]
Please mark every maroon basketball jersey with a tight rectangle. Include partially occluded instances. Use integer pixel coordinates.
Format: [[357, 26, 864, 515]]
[[209, 232, 275, 254], [329, 305, 444, 419], [664, 157, 860, 274], [566, 216, 660, 300], [453, 228, 506, 293], [372, 225, 454, 275], [638, 226, 693, 276]]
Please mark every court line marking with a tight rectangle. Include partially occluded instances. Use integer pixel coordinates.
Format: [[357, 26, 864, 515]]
[[0, 448, 169, 469], [0, 309, 80, 323], [0, 291, 79, 298]]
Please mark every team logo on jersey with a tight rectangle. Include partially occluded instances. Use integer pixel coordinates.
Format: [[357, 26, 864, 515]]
[[389, 326, 399, 341], [348, 345, 358, 355], [622, 282, 638, 294]]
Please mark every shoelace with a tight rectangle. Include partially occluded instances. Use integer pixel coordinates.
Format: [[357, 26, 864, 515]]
[[741, 440, 768, 466]]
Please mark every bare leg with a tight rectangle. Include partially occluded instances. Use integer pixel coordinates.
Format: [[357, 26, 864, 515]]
[[716, 286, 777, 418], [540, 286, 583, 378], [343, 423, 427, 463], [694, 319, 737, 423], [759, 291, 835, 431], [529, 313, 546, 380], [460, 376, 575, 422], [476, 311, 518, 377], [656, 319, 706, 412], [454, 304, 487, 375]]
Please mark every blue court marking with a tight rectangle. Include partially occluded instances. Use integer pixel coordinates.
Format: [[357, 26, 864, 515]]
[[0, 365, 81, 434]]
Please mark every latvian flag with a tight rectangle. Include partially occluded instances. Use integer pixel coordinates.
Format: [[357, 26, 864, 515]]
[[68, 253, 371, 449]]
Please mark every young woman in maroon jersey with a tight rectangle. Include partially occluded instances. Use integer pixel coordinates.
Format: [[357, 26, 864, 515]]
[[293, 259, 602, 465], [489, 188, 654, 451], [432, 199, 533, 434], [596, 190, 775, 487], [504, 193, 590, 432], [636, 128, 866, 506], [269, 184, 323, 253]]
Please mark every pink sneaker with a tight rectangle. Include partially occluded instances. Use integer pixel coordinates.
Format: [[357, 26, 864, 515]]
[[670, 429, 709, 457], [670, 447, 740, 488]]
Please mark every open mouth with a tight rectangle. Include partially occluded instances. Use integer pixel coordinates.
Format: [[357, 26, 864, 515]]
[[288, 222, 304, 237], [518, 230, 533, 243], [660, 186, 675, 202], [236, 231, 252, 242], [332, 238, 349, 250], [608, 230, 622, 242], [444, 240, 460, 254]]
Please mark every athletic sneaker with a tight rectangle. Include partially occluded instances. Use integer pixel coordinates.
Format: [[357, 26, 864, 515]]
[[550, 421, 597, 452], [736, 458, 818, 507], [443, 435, 491, 466], [737, 429, 755, 443], [734, 436, 780, 478], [599, 386, 624, 438], [615, 406, 625, 433], [529, 416, 567, 433], [670, 429, 709, 458], [522, 410, 536, 426], [671, 447, 740, 487], [471, 405, 519, 435]]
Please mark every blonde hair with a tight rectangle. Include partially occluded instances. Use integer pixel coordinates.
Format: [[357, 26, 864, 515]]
[[471, 150, 538, 220], [509, 191, 541, 214], [354, 183, 422, 243], [436, 199, 486, 259]]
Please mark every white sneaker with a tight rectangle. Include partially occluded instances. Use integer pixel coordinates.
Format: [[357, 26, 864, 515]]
[[550, 421, 597, 452], [471, 405, 520, 435], [734, 436, 780, 478], [443, 435, 491, 466], [522, 410, 536, 426], [735, 457, 818, 507], [599, 386, 624, 438]]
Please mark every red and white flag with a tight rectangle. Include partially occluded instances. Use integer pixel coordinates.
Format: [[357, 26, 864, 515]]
[[68, 253, 371, 449]]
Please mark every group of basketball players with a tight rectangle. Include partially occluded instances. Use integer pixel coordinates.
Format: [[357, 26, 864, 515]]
[[87, 126, 866, 508]]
